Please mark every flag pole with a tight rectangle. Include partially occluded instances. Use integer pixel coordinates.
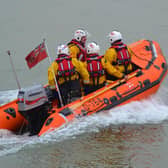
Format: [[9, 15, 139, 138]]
[[7, 50, 21, 90], [43, 39, 64, 107]]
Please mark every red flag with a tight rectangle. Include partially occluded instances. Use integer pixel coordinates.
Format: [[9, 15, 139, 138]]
[[25, 42, 48, 69]]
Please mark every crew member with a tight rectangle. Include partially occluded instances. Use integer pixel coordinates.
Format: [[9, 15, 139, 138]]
[[83, 41, 124, 95], [104, 31, 133, 79], [48, 44, 89, 107], [68, 29, 88, 62]]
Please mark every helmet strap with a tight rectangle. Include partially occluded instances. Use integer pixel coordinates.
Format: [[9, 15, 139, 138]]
[[111, 39, 122, 46], [87, 53, 98, 58], [58, 54, 68, 58]]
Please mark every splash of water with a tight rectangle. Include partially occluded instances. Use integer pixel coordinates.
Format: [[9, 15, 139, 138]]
[[0, 87, 168, 156], [0, 89, 18, 105]]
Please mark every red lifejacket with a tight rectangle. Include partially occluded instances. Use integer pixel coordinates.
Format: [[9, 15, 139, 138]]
[[86, 54, 105, 77], [68, 39, 86, 61], [110, 41, 131, 65], [55, 55, 76, 80]]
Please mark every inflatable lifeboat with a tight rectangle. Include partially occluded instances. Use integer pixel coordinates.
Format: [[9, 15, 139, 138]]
[[0, 39, 167, 136]]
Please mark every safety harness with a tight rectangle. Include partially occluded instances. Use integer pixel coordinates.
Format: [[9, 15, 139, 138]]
[[68, 39, 86, 61], [56, 55, 78, 83], [111, 41, 131, 65], [86, 54, 105, 85], [110, 41, 131, 74]]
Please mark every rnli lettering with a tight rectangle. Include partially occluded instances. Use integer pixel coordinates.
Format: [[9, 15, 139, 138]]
[[82, 98, 104, 112]]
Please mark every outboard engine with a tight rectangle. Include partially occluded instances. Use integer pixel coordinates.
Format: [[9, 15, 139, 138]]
[[17, 84, 51, 136]]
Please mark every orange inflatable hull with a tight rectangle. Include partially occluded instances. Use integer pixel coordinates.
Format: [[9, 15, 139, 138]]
[[0, 39, 167, 136], [0, 100, 27, 133], [38, 39, 167, 136]]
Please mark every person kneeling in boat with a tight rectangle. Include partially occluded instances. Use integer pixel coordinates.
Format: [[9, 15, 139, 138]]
[[104, 30, 133, 80], [67, 28, 88, 62], [83, 41, 124, 95], [48, 44, 89, 107]]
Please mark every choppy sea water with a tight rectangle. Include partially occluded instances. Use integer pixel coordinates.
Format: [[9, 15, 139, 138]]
[[0, 84, 168, 168]]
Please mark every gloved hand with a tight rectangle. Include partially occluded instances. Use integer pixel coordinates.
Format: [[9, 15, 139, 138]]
[[83, 80, 90, 84], [124, 74, 128, 81]]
